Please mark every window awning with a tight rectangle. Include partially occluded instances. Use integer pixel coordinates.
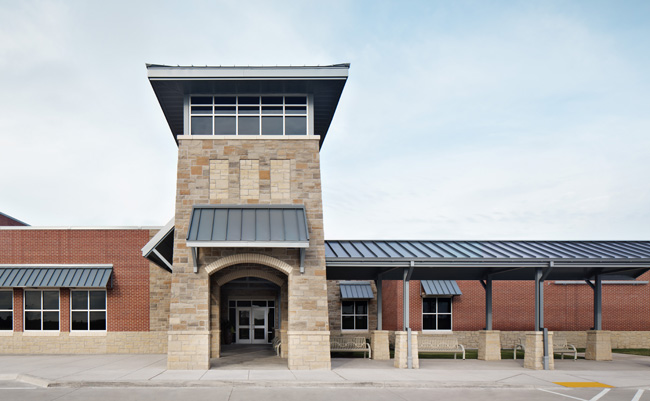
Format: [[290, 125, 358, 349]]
[[340, 281, 374, 299], [421, 280, 462, 296], [0, 265, 113, 288], [186, 205, 309, 248], [142, 218, 175, 272]]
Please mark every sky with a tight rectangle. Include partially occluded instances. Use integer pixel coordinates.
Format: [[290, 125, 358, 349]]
[[1, 0, 649, 240]]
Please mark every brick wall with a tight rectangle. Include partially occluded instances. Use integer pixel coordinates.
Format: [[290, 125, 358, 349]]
[[0, 228, 154, 332], [382, 274, 650, 332]]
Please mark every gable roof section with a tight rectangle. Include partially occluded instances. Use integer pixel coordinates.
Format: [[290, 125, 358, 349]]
[[0, 211, 28, 226], [142, 218, 175, 272]]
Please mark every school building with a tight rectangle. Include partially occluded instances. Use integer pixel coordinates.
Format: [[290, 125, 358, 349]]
[[1, 64, 650, 370]]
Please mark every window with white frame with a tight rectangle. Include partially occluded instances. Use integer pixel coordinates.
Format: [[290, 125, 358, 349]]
[[341, 300, 368, 330], [71, 290, 106, 331], [189, 95, 309, 136], [0, 290, 12, 331], [422, 297, 452, 331], [24, 290, 59, 331]]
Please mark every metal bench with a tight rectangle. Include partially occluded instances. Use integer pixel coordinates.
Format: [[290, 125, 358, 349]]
[[513, 336, 526, 359], [418, 335, 466, 360], [513, 336, 577, 360], [330, 337, 371, 358], [553, 337, 577, 360], [272, 336, 282, 356]]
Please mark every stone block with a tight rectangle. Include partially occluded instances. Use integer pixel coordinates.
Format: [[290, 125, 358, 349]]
[[478, 330, 501, 361], [371, 330, 390, 360], [585, 330, 612, 361], [523, 331, 554, 370]]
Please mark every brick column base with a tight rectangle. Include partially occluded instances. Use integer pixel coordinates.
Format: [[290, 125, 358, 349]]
[[523, 331, 554, 370], [371, 330, 390, 360], [585, 330, 612, 361], [287, 331, 331, 370], [478, 330, 501, 361], [394, 331, 419, 369], [167, 331, 210, 370]]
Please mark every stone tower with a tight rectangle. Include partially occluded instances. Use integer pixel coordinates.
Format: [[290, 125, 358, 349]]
[[147, 64, 349, 369]]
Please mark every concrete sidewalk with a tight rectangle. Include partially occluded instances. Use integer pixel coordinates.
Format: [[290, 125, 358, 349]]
[[1, 352, 650, 389]]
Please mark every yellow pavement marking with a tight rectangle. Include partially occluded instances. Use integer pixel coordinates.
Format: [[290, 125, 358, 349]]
[[553, 382, 614, 388]]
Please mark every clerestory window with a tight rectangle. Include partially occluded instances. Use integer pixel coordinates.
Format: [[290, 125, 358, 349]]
[[189, 95, 310, 136]]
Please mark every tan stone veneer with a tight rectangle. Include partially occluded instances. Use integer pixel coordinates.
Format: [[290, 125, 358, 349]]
[[0, 332, 167, 354], [168, 137, 331, 370]]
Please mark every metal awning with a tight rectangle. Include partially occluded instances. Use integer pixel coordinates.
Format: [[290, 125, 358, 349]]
[[142, 218, 175, 272], [0, 265, 113, 288], [340, 281, 374, 299], [421, 280, 462, 296], [186, 205, 309, 248], [325, 240, 650, 281]]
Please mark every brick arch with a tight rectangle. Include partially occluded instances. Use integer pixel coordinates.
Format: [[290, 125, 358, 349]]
[[215, 268, 285, 287], [204, 253, 293, 277]]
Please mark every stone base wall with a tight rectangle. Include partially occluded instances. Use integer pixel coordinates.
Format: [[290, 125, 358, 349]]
[[451, 331, 650, 349], [167, 331, 210, 370], [0, 331, 167, 354], [287, 331, 330, 370]]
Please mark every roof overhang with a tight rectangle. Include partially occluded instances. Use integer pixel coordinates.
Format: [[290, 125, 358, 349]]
[[325, 240, 650, 281], [142, 218, 175, 272], [146, 64, 349, 148], [0, 265, 113, 288]]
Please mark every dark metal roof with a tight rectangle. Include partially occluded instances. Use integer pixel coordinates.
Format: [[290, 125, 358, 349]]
[[421, 280, 462, 296], [340, 281, 374, 299], [142, 219, 174, 272], [147, 64, 349, 148], [0, 265, 112, 288], [186, 205, 309, 248], [325, 240, 650, 281]]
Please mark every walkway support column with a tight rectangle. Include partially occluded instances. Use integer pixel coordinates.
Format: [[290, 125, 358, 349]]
[[585, 275, 612, 360], [478, 277, 501, 360], [377, 277, 382, 330], [534, 267, 543, 331]]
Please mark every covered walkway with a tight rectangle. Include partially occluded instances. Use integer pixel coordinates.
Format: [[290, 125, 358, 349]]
[[325, 240, 650, 369]]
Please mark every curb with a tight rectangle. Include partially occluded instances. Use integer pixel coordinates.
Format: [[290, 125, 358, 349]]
[[43, 379, 531, 389]]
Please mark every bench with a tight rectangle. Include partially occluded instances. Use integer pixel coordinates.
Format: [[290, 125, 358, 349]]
[[330, 337, 371, 358], [513, 336, 577, 360], [553, 337, 577, 360], [272, 336, 282, 356], [418, 335, 466, 360]]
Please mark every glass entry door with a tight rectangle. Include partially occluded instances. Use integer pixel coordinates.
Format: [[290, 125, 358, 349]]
[[236, 305, 269, 344]]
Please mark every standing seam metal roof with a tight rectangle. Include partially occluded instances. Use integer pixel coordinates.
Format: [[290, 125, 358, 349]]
[[421, 280, 462, 296], [0, 266, 113, 288], [340, 282, 374, 299], [187, 205, 309, 246], [325, 240, 650, 260]]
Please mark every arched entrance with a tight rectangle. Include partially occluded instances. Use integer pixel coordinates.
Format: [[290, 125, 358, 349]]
[[207, 256, 289, 362]]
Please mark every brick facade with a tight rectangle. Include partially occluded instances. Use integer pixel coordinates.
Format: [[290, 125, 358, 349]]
[[0, 227, 171, 354], [382, 274, 650, 332]]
